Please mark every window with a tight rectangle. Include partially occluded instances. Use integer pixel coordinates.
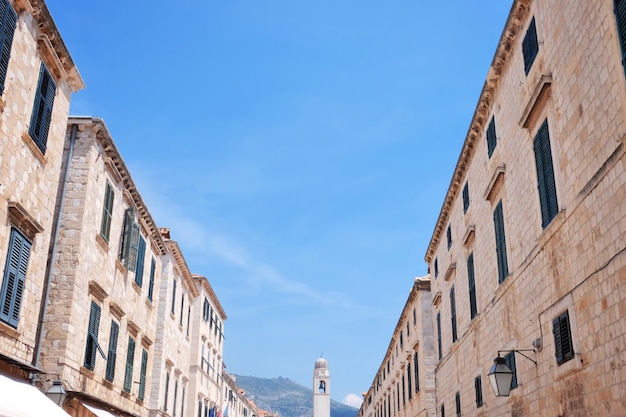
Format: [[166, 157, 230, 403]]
[[467, 253, 477, 319], [171, 280, 177, 315], [446, 225, 452, 250], [522, 17, 539, 74], [407, 363, 412, 400], [434, 258, 439, 279], [0, 0, 17, 95], [84, 301, 104, 370], [173, 379, 178, 416], [436, 312, 442, 360], [401, 375, 406, 407], [504, 351, 518, 390], [164, 371, 170, 411], [494, 201, 509, 283], [203, 298, 210, 321], [1, 228, 31, 327], [462, 182, 470, 213], [123, 336, 135, 393], [413, 352, 419, 392], [105, 321, 119, 382], [181, 386, 186, 417], [486, 116, 498, 158], [179, 296, 184, 326], [553, 310, 574, 365], [100, 182, 115, 242], [138, 349, 148, 400], [450, 286, 457, 343], [119, 208, 140, 270], [399, 331, 403, 349], [187, 305, 191, 336], [135, 235, 146, 287], [413, 308, 416, 326], [615, 0, 626, 71], [440, 403, 445, 417], [455, 392, 461, 417], [474, 376, 483, 407], [28, 63, 56, 153], [533, 119, 559, 228], [147, 258, 156, 302]]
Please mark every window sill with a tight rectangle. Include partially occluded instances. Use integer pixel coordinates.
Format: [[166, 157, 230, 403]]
[[80, 366, 94, 377], [132, 281, 142, 296], [21, 131, 46, 165], [95, 233, 109, 252], [145, 299, 154, 310], [0, 321, 20, 338]]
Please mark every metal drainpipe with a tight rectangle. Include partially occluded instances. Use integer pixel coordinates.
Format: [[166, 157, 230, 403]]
[[33, 123, 78, 371]]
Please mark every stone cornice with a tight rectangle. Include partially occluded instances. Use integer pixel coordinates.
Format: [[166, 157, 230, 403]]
[[425, 0, 532, 263], [166, 240, 200, 298], [68, 117, 168, 257], [193, 274, 228, 321], [18, 0, 85, 91]]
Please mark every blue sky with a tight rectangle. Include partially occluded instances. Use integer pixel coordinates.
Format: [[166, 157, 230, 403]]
[[45, 0, 513, 407]]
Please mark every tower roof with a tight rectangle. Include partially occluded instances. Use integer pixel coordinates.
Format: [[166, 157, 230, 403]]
[[315, 357, 328, 369]]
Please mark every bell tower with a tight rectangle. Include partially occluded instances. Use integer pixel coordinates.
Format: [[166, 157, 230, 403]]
[[313, 356, 330, 417]]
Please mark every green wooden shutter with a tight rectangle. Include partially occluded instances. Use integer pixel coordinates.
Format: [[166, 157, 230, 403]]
[[0, 229, 31, 327], [615, 0, 626, 68], [84, 302, 101, 370], [504, 351, 518, 389], [105, 321, 119, 382], [467, 253, 477, 319], [100, 182, 115, 242], [553, 311, 574, 364], [126, 223, 140, 271], [462, 182, 469, 213], [534, 119, 558, 228], [414, 352, 419, 392], [120, 207, 134, 261], [28, 63, 56, 152], [171, 280, 177, 314], [0, 0, 17, 95], [135, 235, 146, 287], [494, 201, 509, 283], [450, 286, 457, 342], [124, 337, 135, 392], [164, 372, 170, 411], [486, 116, 497, 157], [148, 258, 156, 302], [523, 17, 539, 74], [138, 349, 148, 400], [436, 312, 442, 360]]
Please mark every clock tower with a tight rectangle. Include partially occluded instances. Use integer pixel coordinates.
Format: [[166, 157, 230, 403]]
[[313, 356, 330, 417]]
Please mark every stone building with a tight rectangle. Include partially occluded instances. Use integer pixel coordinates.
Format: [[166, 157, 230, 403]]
[[223, 373, 259, 417], [358, 278, 436, 417], [188, 274, 227, 417], [0, 0, 82, 383], [40, 116, 167, 416], [425, 0, 626, 416], [149, 230, 199, 417]]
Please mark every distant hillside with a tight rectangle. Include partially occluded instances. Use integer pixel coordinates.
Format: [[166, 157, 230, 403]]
[[231, 374, 358, 417]]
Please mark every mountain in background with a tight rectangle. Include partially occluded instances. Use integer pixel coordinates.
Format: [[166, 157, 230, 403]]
[[231, 374, 358, 417]]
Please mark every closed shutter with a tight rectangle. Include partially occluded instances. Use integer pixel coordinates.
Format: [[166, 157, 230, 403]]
[[615, 0, 626, 68], [100, 183, 115, 242], [126, 223, 140, 271], [148, 258, 156, 302], [522, 18, 539, 74], [0, 0, 17, 94], [493, 201, 509, 283], [120, 208, 134, 261], [29, 63, 56, 152], [124, 337, 135, 392], [486, 117, 497, 157], [553, 311, 574, 364], [504, 352, 518, 389], [533, 119, 558, 228], [105, 321, 119, 381], [450, 286, 457, 342], [467, 253, 477, 319], [462, 182, 470, 213], [135, 235, 146, 287], [436, 312, 442, 360], [0, 229, 31, 327], [138, 349, 148, 400]]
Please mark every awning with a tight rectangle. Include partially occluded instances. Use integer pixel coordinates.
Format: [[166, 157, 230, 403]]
[[84, 404, 119, 417], [0, 374, 71, 417]]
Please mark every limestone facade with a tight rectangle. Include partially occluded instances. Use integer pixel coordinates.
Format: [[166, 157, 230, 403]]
[[0, 0, 82, 380], [425, 0, 626, 416], [188, 274, 227, 417], [358, 278, 436, 417]]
